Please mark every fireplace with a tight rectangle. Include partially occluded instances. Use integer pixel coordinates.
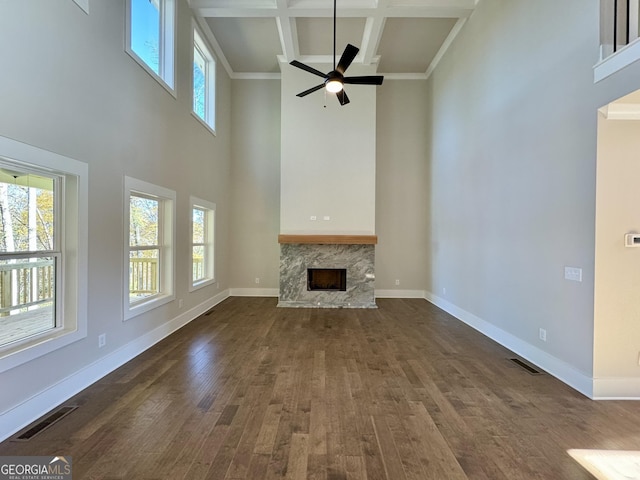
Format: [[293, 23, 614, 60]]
[[278, 235, 377, 308], [308, 268, 347, 291]]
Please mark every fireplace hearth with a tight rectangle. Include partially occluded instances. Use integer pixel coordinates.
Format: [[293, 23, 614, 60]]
[[278, 236, 377, 308]]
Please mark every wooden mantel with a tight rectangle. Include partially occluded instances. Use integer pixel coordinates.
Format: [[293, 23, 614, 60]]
[[278, 234, 377, 245]]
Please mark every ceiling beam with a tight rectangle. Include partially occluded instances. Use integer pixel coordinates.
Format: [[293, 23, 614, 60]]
[[360, 15, 385, 65], [424, 16, 467, 79], [189, 0, 477, 77], [276, 0, 298, 61], [190, 5, 475, 19]]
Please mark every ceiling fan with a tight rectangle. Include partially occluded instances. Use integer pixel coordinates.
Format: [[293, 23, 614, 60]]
[[289, 0, 384, 106]]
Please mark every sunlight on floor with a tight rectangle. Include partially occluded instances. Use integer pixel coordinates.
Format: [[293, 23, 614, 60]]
[[568, 449, 640, 480]]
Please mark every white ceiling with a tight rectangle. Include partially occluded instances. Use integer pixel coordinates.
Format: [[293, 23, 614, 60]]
[[187, 0, 478, 80]]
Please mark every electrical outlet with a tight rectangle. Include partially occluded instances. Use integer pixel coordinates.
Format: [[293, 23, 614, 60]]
[[323, 216, 330, 221], [178, 299, 184, 308], [310, 216, 317, 221], [395, 279, 400, 286], [98, 334, 106, 348], [255, 277, 260, 284], [539, 328, 547, 342], [442, 287, 446, 296]]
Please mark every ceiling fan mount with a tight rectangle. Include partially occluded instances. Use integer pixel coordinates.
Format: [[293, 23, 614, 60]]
[[289, 0, 384, 106]]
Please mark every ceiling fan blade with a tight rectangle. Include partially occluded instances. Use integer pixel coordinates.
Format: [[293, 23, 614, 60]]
[[336, 44, 359, 75], [296, 83, 326, 97], [343, 75, 384, 85], [336, 89, 350, 106], [290, 60, 328, 79]]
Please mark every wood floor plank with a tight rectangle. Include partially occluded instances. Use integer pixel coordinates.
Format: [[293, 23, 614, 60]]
[[286, 433, 309, 480], [254, 403, 284, 455], [5, 297, 640, 479]]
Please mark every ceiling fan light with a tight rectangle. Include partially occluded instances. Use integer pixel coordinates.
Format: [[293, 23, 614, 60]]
[[326, 79, 343, 93]]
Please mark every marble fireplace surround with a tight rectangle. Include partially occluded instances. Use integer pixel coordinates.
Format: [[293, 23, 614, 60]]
[[278, 235, 377, 308]]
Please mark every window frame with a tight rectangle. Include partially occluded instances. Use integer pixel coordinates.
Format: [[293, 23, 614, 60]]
[[125, 0, 176, 94], [191, 22, 217, 134], [189, 196, 216, 292], [0, 135, 88, 374], [124, 176, 175, 321]]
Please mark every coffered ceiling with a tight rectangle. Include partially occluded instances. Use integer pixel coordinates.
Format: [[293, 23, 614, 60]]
[[187, 0, 478, 79]]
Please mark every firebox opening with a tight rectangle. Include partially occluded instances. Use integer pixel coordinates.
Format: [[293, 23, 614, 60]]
[[307, 268, 347, 291]]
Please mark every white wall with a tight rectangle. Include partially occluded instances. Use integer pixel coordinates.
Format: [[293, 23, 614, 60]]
[[229, 80, 281, 291], [375, 81, 430, 293], [227, 77, 431, 294], [426, 0, 640, 397], [280, 62, 377, 235], [594, 114, 640, 395], [0, 0, 231, 437]]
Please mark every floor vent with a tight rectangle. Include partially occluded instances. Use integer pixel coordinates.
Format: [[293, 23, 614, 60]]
[[13, 406, 78, 441], [509, 358, 543, 375]]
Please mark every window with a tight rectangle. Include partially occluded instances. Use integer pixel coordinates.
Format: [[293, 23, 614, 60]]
[[192, 26, 216, 132], [1, 169, 58, 347], [0, 135, 87, 373], [126, 0, 176, 91], [125, 177, 175, 320], [190, 197, 215, 291]]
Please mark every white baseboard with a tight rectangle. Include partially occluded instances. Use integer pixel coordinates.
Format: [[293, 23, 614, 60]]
[[424, 291, 595, 399], [229, 288, 278, 297], [0, 289, 230, 442], [593, 377, 640, 399], [227, 288, 427, 299], [375, 289, 426, 299]]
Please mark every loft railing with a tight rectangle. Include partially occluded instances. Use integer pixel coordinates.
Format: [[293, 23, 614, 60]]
[[0, 259, 55, 316], [601, 0, 640, 58]]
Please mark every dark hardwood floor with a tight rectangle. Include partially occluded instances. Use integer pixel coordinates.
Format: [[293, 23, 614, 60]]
[[2, 297, 639, 479]]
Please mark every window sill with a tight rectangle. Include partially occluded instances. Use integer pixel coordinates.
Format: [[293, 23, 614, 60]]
[[0, 326, 86, 374], [189, 278, 217, 293], [191, 111, 216, 136], [124, 293, 175, 321], [125, 48, 176, 99], [594, 38, 640, 83]]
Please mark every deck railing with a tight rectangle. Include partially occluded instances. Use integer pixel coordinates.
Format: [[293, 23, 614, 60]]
[[1, 256, 207, 315], [129, 257, 158, 296], [601, 0, 640, 58], [129, 257, 204, 295], [0, 258, 55, 316], [193, 256, 205, 283]]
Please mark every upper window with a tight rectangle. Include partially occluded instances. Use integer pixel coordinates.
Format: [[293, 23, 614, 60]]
[[125, 177, 175, 320], [190, 196, 215, 291], [126, 0, 176, 91], [0, 135, 88, 373], [192, 26, 216, 132]]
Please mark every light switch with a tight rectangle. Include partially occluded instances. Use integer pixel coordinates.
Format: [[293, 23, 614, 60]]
[[564, 266, 582, 282]]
